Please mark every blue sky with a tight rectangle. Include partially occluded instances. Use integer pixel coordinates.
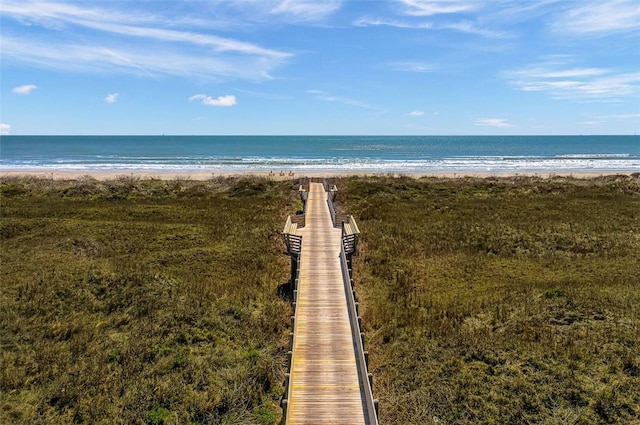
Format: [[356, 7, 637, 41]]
[[1, 0, 639, 135]]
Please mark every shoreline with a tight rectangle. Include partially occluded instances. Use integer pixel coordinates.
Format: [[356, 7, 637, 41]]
[[1, 169, 637, 181]]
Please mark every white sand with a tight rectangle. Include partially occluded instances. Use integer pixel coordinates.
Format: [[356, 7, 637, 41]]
[[1, 169, 633, 181]]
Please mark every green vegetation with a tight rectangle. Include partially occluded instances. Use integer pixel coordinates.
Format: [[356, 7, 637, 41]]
[[3, 174, 639, 424], [0, 176, 297, 424], [338, 175, 640, 424]]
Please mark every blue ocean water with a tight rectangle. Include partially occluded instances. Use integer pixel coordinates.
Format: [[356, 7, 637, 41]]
[[1, 135, 638, 174]]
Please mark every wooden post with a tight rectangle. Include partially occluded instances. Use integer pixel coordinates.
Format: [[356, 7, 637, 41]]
[[290, 255, 297, 292], [281, 398, 289, 425]]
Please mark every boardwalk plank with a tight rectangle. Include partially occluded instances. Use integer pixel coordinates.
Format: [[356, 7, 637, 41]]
[[288, 182, 368, 424]]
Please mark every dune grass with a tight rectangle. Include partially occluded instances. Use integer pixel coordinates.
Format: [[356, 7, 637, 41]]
[[0, 176, 298, 424], [338, 175, 640, 424], [3, 174, 639, 424]]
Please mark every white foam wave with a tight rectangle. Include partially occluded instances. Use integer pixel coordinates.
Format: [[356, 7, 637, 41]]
[[2, 156, 639, 173]]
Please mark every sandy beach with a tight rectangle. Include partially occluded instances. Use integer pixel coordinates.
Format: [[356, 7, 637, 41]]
[[1, 169, 634, 181]]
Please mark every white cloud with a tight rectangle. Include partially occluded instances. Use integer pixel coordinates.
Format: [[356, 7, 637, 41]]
[[390, 61, 435, 73], [506, 59, 640, 102], [270, 0, 342, 21], [1, 1, 287, 58], [0, 124, 11, 135], [354, 17, 433, 29], [474, 118, 513, 128], [189, 94, 237, 107], [552, 0, 640, 36], [306, 90, 378, 110], [398, 0, 480, 16], [583, 113, 640, 126], [104, 93, 118, 103], [12, 84, 38, 94], [582, 120, 604, 126], [2, 35, 284, 81], [1, 0, 291, 81], [596, 113, 640, 120], [354, 15, 506, 38], [409, 111, 425, 116]]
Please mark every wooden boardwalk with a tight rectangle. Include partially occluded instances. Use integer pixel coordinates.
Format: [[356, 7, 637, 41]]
[[287, 182, 369, 424]]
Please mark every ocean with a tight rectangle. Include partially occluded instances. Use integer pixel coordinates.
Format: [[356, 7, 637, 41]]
[[1, 135, 638, 174]]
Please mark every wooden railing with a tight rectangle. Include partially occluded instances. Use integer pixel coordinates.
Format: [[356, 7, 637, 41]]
[[298, 177, 310, 192], [281, 185, 305, 424], [281, 248, 301, 424], [327, 185, 376, 421], [281, 243, 302, 424], [298, 185, 308, 207], [340, 218, 379, 424], [283, 216, 302, 256], [322, 178, 334, 193], [342, 215, 360, 255], [326, 183, 351, 228]]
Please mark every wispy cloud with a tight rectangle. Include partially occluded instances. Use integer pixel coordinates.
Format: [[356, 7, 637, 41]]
[[584, 113, 640, 125], [0, 124, 11, 135], [354, 6, 506, 38], [104, 93, 118, 103], [269, 0, 342, 22], [409, 110, 425, 116], [596, 113, 640, 120], [474, 118, 513, 128], [390, 61, 435, 73], [551, 0, 640, 36], [397, 0, 480, 17], [1, 0, 291, 81], [505, 58, 640, 102], [189, 94, 238, 107], [354, 17, 433, 29], [12, 84, 38, 94], [306, 89, 378, 110]]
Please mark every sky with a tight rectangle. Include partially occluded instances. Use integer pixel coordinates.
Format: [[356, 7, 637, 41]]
[[1, 0, 639, 135]]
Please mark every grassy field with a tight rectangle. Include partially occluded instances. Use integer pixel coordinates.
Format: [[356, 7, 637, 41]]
[[1, 176, 298, 424], [337, 175, 640, 424], [2, 174, 639, 424]]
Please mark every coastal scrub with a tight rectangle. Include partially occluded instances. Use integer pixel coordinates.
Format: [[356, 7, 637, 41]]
[[339, 175, 640, 424], [0, 176, 297, 424]]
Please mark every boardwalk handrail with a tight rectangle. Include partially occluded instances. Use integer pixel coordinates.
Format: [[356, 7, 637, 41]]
[[342, 215, 360, 255], [298, 185, 308, 208], [339, 221, 379, 424], [298, 177, 310, 192], [281, 246, 301, 424], [326, 185, 350, 228], [283, 216, 303, 256]]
